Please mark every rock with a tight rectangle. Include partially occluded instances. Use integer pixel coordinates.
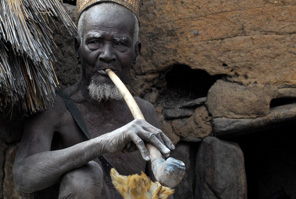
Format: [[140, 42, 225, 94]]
[[277, 87, 296, 98], [162, 97, 206, 109], [207, 80, 277, 119], [157, 107, 181, 144], [143, 87, 159, 104], [160, 118, 180, 145], [195, 137, 247, 199], [163, 108, 195, 120], [179, 97, 207, 108], [171, 142, 199, 199], [213, 103, 296, 137], [171, 106, 212, 140]]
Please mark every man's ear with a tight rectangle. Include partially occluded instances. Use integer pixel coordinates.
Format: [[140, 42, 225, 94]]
[[134, 41, 141, 63], [75, 37, 81, 62]]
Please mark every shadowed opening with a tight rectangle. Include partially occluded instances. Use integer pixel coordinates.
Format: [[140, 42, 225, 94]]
[[229, 122, 296, 199], [163, 64, 222, 100], [270, 98, 296, 108]]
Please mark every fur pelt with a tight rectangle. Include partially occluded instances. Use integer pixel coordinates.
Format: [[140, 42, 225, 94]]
[[110, 168, 174, 199]]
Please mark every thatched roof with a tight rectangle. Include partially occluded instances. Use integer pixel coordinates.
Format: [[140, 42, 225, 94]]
[[0, 0, 77, 114]]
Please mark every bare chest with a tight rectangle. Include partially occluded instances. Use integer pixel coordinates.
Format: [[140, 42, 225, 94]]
[[58, 101, 133, 141], [56, 101, 146, 174]]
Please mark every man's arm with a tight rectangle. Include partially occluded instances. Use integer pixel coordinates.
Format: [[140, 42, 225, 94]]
[[13, 98, 92, 193], [13, 97, 173, 193]]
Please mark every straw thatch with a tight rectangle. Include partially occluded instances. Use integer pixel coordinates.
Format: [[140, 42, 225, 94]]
[[0, 0, 77, 114]]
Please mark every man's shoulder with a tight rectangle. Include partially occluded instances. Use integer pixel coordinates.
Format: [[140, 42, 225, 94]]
[[53, 81, 80, 107], [39, 91, 68, 119], [38, 84, 78, 118], [134, 97, 155, 111], [49, 83, 81, 116], [134, 97, 160, 127], [23, 91, 69, 134]]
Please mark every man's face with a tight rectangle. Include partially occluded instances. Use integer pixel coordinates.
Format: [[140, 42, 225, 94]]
[[78, 4, 139, 86]]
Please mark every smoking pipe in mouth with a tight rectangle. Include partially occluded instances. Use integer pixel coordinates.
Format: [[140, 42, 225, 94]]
[[105, 68, 186, 188]]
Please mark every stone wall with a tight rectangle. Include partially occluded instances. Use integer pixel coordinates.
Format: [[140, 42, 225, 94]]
[[133, 1, 296, 198]]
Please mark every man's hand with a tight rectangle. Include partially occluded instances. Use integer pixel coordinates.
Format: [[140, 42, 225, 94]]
[[99, 119, 175, 161], [100, 119, 186, 188]]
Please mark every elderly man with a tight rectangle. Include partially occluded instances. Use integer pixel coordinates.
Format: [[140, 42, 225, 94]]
[[13, 0, 185, 198]]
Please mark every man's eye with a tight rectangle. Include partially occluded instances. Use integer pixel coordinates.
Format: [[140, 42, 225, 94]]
[[87, 40, 103, 50], [114, 41, 128, 52]]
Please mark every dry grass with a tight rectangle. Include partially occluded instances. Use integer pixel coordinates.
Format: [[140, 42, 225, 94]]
[[0, 0, 76, 114]]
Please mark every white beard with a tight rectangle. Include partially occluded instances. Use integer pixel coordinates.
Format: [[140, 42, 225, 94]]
[[87, 80, 122, 101]]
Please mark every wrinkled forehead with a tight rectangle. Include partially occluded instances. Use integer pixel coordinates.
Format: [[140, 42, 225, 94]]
[[82, 3, 136, 34]]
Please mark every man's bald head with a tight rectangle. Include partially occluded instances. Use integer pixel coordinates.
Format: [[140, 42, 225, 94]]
[[77, 3, 139, 45]]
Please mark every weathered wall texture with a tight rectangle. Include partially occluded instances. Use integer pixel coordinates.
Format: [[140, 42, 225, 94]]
[[137, 0, 296, 84], [132, 0, 296, 141]]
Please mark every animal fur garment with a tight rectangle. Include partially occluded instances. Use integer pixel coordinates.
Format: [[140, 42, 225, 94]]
[[110, 168, 174, 199]]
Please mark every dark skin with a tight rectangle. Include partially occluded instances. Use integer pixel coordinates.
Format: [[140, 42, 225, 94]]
[[13, 4, 184, 199]]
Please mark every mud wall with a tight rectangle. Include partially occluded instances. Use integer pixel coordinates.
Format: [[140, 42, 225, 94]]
[[134, 0, 296, 142]]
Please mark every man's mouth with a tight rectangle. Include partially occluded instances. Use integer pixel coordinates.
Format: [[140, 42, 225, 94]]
[[96, 70, 108, 76]]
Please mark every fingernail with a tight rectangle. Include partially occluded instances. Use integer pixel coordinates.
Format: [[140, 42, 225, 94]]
[[164, 147, 171, 153], [171, 144, 175, 150], [164, 147, 170, 154], [145, 156, 151, 161]]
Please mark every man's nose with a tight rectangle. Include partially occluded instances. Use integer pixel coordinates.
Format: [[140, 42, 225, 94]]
[[99, 43, 116, 63]]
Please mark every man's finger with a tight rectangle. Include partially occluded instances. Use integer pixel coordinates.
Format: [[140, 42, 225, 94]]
[[141, 132, 170, 156], [143, 124, 175, 150], [161, 133, 175, 150], [153, 131, 167, 149], [130, 133, 150, 161]]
